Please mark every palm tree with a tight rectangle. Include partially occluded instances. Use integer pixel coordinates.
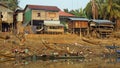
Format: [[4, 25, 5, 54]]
[[84, 2, 93, 19], [85, 0, 120, 20], [96, 0, 120, 20], [91, 0, 98, 19]]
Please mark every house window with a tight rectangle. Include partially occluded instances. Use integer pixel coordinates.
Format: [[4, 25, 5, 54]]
[[37, 13, 41, 17], [49, 12, 56, 18]]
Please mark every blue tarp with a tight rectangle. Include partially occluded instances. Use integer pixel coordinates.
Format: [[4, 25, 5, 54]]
[[116, 50, 120, 54], [105, 45, 119, 49]]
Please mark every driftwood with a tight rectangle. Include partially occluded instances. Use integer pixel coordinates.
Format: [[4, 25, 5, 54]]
[[0, 52, 15, 63], [42, 40, 69, 53], [82, 38, 100, 45], [0, 58, 14, 63], [0, 52, 14, 58], [41, 40, 79, 56]]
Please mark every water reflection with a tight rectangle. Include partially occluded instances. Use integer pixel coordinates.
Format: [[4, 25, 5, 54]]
[[1, 57, 120, 68], [116, 58, 120, 62]]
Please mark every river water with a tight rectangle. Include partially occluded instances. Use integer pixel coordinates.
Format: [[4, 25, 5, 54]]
[[0, 57, 120, 68]]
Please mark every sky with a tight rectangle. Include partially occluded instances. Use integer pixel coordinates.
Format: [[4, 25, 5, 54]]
[[19, 0, 90, 10]]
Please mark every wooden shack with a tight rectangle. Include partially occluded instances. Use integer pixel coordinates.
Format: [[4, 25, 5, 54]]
[[89, 20, 114, 38], [68, 17, 89, 36], [14, 9, 24, 34], [0, 3, 13, 32]]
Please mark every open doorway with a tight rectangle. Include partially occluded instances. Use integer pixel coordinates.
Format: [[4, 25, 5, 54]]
[[2, 23, 11, 32]]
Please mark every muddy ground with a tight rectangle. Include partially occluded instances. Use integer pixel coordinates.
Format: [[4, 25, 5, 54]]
[[0, 32, 120, 60]]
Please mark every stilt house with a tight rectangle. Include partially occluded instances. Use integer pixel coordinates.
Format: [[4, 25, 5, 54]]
[[0, 3, 13, 32], [23, 5, 64, 34], [89, 20, 114, 38], [14, 9, 24, 34], [68, 17, 89, 36]]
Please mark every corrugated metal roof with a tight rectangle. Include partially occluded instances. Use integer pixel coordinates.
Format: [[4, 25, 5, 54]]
[[92, 20, 113, 24], [69, 17, 89, 21], [26, 5, 60, 11]]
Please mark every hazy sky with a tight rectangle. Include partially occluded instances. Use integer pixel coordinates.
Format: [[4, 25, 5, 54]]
[[19, 0, 90, 10]]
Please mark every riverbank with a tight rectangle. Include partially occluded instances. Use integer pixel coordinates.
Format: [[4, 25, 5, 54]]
[[0, 33, 120, 60]]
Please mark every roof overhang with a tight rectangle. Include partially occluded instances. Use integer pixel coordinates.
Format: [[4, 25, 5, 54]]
[[44, 23, 64, 27], [91, 19, 114, 24], [68, 17, 89, 21]]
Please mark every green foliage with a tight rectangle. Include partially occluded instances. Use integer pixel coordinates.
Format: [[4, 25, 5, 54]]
[[0, 0, 19, 11], [70, 8, 86, 17], [63, 9, 69, 13], [8, 0, 19, 11], [63, 8, 86, 17], [84, 2, 93, 19], [84, 0, 120, 20]]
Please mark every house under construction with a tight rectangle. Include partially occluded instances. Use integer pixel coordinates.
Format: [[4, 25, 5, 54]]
[[89, 20, 114, 38]]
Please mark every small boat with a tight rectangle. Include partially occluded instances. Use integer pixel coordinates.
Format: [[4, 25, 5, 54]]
[[37, 55, 85, 60], [55, 56, 85, 59]]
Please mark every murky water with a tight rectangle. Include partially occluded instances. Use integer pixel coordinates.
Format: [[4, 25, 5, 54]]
[[0, 57, 120, 68]]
